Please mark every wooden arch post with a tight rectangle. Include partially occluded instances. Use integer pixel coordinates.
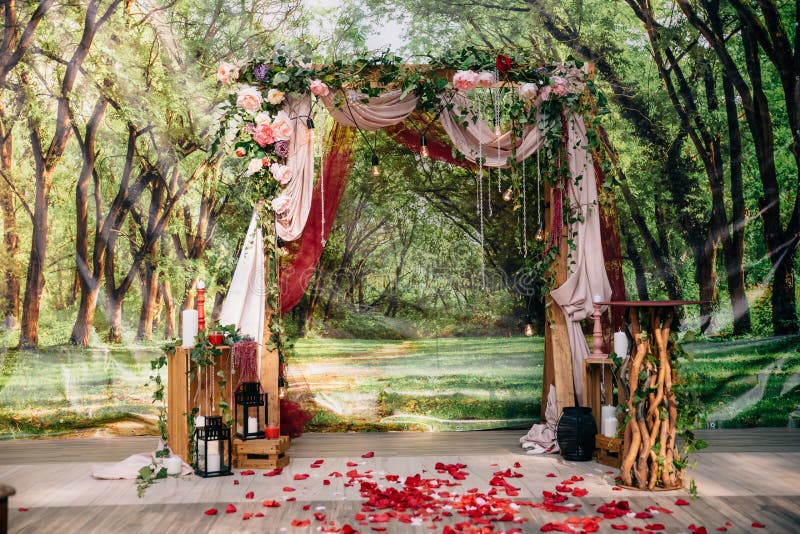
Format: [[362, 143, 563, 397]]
[[540, 181, 575, 420]]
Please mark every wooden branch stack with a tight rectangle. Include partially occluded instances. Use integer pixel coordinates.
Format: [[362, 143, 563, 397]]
[[619, 307, 683, 490]]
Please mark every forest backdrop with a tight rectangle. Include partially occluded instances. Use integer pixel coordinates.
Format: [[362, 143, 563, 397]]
[[0, 0, 798, 435]]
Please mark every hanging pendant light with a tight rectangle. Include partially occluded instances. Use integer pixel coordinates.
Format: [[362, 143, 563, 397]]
[[535, 224, 545, 242], [420, 134, 429, 159], [502, 187, 513, 202], [371, 153, 381, 177], [306, 116, 315, 129]]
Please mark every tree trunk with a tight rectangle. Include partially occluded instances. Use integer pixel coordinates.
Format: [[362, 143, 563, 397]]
[[136, 255, 158, 340], [721, 74, 751, 334], [19, 168, 52, 349], [161, 278, 175, 339], [71, 284, 99, 346], [107, 294, 123, 343], [772, 250, 798, 335], [625, 229, 650, 301]]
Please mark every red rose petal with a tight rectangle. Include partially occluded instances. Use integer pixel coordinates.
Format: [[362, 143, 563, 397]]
[[675, 498, 690, 506], [245, 491, 254, 499], [645, 524, 665, 531], [225, 504, 237, 514], [546, 473, 557, 478], [314, 512, 327, 521], [752, 522, 766, 529], [286, 497, 296, 501], [262, 500, 281, 508], [572, 487, 589, 497], [611, 525, 629, 531], [255, 512, 264, 517], [242, 513, 253, 520], [347, 462, 359, 467], [17, 508, 29, 512], [291, 519, 311, 527], [240, 469, 255, 476], [323, 479, 331, 485], [612, 486, 623, 491], [263, 468, 283, 477], [204, 508, 218, 516], [294, 473, 310, 480], [282, 486, 295, 492], [362, 451, 375, 458], [716, 528, 727, 532], [513, 462, 521, 468], [634, 511, 653, 519], [233, 479, 239, 485]]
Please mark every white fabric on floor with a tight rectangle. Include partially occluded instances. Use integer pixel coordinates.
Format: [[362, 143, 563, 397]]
[[218, 209, 266, 365], [90, 453, 192, 480], [549, 113, 612, 401], [520, 386, 560, 454]]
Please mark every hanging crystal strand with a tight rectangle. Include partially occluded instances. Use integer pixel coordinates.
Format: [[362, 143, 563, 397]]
[[317, 124, 326, 247], [537, 149, 542, 229], [494, 80, 502, 192], [478, 105, 486, 289], [522, 156, 528, 257], [488, 168, 493, 217]]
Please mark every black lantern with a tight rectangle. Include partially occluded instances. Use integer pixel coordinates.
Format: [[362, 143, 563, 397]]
[[556, 407, 597, 461], [235, 382, 266, 440], [194, 416, 232, 477]]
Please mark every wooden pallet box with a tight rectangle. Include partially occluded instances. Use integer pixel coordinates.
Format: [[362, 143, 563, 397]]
[[595, 434, 622, 468], [233, 436, 291, 469]]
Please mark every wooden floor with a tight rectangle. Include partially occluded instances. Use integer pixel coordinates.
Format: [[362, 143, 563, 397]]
[[1, 428, 798, 533]]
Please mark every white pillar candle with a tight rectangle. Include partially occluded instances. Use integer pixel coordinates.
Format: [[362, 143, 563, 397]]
[[248, 416, 258, 433], [206, 440, 219, 455], [195, 415, 205, 428], [182, 309, 198, 348], [613, 331, 628, 358], [165, 456, 182, 476], [601, 405, 615, 435], [603, 416, 618, 438], [206, 454, 220, 473]]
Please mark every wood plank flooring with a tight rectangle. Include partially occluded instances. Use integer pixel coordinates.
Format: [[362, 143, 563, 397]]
[[0, 429, 797, 533]]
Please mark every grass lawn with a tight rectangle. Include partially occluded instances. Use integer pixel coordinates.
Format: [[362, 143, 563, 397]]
[[1, 335, 797, 437]]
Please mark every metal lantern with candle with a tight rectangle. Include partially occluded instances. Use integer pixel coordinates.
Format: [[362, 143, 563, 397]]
[[235, 382, 266, 440], [194, 416, 232, 478]]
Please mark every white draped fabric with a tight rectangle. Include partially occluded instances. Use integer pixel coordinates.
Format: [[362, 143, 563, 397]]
[[224, 86, 611, 399], [219, 209, 266, 364], [549, 114, 613, 400]]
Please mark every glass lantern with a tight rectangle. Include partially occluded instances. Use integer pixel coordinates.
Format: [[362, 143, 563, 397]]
[[235, 382, 266, 440], [194, 416, 232, 478]]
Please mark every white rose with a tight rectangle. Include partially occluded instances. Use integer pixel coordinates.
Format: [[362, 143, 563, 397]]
[[270, 163, 292, 185], [245, 158, 263, 176], [475, 71, 495, 88], [267, 88, 286, 106], [517, 83, 538, 101], [217, 61, 239, 84], [271, 110, 293, 141], [254, 111, 272, 127], [236, 85, 263, 115], [271, 194, 292, 214]]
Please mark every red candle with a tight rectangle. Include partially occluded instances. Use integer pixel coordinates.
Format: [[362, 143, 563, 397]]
[[196, 279, 206, 331], [208, 333, 224, 346]]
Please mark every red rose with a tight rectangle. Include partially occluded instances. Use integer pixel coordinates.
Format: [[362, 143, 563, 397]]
[[496, 55, 512, 73]]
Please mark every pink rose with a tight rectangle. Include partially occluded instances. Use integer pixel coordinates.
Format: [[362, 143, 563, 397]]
[[551, 76, 569, 97], [253, 122, 275, 147], [271, 111, 293, 141], [517, 83, 538, 101], [453, 70, 478, 91], [270, 163, 292, 185], [217, 61, 239, 84], [245, 158, 263, 176], [234, 147, 246, 157], [271, 194, 292, 214], [236, 85, 263, 115], [475, 71, 495, 88], [309, 79, 330, 97]]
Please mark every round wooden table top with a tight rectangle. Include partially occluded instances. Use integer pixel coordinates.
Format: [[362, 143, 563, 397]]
[[0, 484, 15, 498], [596, 300, 707, 307]]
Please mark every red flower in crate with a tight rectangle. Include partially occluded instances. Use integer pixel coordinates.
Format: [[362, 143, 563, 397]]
[[496, 54, 512, 73]]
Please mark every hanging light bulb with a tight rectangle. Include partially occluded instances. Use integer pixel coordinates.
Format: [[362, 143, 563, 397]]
[[420, 134, 429, 158], [502, 187, 513, 202], [524, 323, 534, 337], [306, 116, 315, 129], [535, 224, 545, 242], [371, 153, 381, 177]]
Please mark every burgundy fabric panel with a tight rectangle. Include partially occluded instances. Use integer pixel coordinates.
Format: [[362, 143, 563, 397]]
[[279, 125, 357, 313]]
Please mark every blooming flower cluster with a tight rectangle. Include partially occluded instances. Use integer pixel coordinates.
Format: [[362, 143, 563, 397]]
[[452, 61, 586, 105]]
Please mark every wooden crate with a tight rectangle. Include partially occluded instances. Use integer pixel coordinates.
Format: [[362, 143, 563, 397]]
[[233, 436, 291, 469], [595, 434, 622, 468]]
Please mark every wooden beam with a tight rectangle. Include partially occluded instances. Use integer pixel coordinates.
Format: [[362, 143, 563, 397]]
[[167, 349, 189, 460], [540, 182, 575, 421], [262, 252, 280, 428]]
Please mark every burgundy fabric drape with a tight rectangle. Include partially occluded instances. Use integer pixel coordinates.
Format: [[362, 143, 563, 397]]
[[279, 125, 357, 313]]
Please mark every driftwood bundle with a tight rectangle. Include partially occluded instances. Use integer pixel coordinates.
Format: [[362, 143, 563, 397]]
[[619, 308, 682, 490]]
